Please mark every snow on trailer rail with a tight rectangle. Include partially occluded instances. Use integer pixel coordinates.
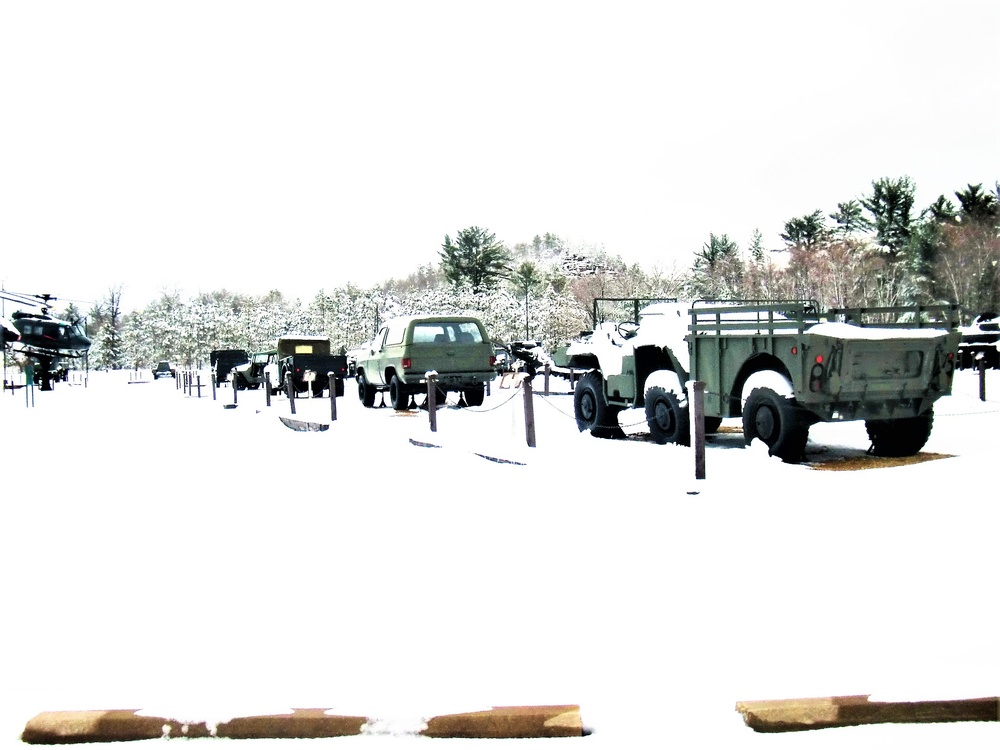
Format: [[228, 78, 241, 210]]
[[688, 300, 962, 336]]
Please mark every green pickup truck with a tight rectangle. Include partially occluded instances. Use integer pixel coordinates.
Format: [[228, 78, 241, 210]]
[[353, 315, 496, 410]]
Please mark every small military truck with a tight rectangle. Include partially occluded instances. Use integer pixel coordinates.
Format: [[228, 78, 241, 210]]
[[559, 298, 961, 463], [210, 348, 250, 386], [353, 315, 496, 409], [231, 349, 277, 390], [264, 335, 349, 397], [152, 361, 176, 379]]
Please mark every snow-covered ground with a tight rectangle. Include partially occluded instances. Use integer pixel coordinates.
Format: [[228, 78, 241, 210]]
[[1, 367, 999, 748]]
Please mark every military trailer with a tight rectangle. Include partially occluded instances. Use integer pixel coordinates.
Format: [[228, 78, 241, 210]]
[[560, 298, 961, 463]]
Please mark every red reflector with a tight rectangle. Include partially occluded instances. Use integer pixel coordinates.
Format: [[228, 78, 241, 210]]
[[402, 357, 412, 369], [490, 355, 496, 366], [815, 355, 823, 364]]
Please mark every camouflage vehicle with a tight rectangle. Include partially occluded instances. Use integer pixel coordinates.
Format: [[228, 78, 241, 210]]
[[561, 298, 961, 463], [353, 315, 496, 410]]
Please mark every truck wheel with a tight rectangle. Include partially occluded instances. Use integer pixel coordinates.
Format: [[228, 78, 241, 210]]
[[463, 385, 485, 407], [358, 375, 376, 408], [866, 412, 934, 457], [644, 385, 690, 445], [703, 416, 722, 434], [742, 387, 809, 463], [574, 371, 623, 439], [389, 375, 410, 410]]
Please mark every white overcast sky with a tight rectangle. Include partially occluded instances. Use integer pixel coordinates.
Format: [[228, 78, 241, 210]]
[[1, 1, 997, 313]]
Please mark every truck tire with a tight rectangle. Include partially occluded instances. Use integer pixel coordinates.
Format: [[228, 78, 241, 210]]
[[865, 412, 934, 457], [703, 416, 722, 434], [463, 385, 485, 407], [574, 371, 623, 439], [358, 375, 376, 408], [644, 385, 690, 445], [742, 387, 809, 463], [389, 374, 410, 410]]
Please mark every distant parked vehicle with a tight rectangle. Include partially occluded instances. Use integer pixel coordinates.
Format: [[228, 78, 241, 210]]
[[957, 311, 999, 369], [231, 349, 276, 390], [210, 348, 250, 386], [263, 335, 349, 397], [152, 361, 176, 379]]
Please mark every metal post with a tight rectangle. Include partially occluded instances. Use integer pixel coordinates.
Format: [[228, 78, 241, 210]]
[[426, 373, 438, 433], [328, 372, 337, 422], [978, 356, 987, 401], [196, 373, 203, 398], [265, 372, 272, 407], [690, 380, 706, 480], [232, 376, 238, 406], [522, 377, 536, 447], [212, 372, 217, 400], [544, 364, 550, 396], [286, 372, 296, 415]]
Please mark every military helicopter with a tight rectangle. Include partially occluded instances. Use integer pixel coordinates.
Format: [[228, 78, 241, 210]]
[[1, 290, 92, 391]]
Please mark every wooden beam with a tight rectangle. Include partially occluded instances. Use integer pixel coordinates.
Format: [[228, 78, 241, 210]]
[[736, 694, 1000, 732]]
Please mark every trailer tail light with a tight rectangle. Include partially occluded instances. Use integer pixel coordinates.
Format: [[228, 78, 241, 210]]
[[809, 356, 826, 393], [402, 357, 412, 370], [490, 355, 496, 367]]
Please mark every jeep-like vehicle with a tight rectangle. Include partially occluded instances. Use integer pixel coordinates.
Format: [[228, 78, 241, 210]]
[[231, 349, 276, 390], [560, 298, 961, 463], [353, 315, 496, 410], [263, 335, 349, 397]]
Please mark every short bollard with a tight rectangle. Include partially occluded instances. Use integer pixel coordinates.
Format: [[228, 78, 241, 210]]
[[211, 374, 217, 401], [232, 377, 238, 406], [286, 372, 296, 415], [544, 364, 550, 395], [426, 372, 439, 433], [328, 372, 338, 421], [978, 355, 987, 401], [265, 373, 272, 407], [195, 373, 203, 398], [522, 376, 536, 447], [689, 380, 706, 480]]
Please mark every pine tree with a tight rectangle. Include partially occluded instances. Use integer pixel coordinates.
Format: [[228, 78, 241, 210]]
[[439, 227, 511, 294]]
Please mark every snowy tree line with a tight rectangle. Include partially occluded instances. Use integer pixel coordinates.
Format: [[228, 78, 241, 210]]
[[77, 177, 998, 370]]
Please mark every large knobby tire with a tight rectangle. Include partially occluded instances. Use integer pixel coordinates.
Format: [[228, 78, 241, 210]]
[[742, 387, 809, 463], [389, 374, 410, 410], [574, 371, 623, 439], [463, 385, 485, 407], [358, 373, 376, 407], [866, 412, 934, 457], [644, 385, 690, 445]]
